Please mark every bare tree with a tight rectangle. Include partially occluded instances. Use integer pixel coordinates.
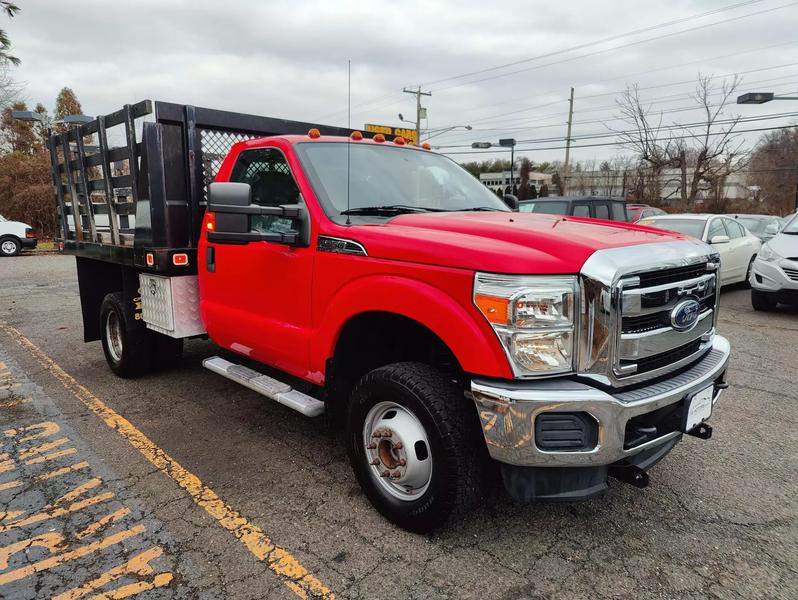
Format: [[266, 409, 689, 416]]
[[611, 74, 747, 206]]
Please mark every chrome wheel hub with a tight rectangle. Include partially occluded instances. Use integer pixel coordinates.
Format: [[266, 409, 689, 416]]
[[1, 240, 16, 255], [106, 311, 123, 362], [362, 401, 432, 501]]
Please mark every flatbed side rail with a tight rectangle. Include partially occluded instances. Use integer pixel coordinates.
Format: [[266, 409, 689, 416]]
[[49, 99, 359, 270]]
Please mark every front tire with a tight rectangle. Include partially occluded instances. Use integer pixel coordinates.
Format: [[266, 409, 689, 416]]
[[751, 288, 778, 311], [743, 256, 756, 288], [346, 362, 483, 533], [0, 237, 21, 257]]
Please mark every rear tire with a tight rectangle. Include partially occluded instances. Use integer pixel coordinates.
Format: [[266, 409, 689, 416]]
[[751, 289, 778, 312], [100, 292, 153, 377], [0, 237, 21, 257], [346, 362, 483, 533]]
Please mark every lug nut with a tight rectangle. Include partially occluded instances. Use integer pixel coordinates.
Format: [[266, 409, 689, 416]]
[[390, 471, 401, 479], [383, 430, 392, 438], [367, 442, 377, 450], [373, 431, 382, 438], [393, 442, 403, 450], [380, 470, 390, 478], [370, 458, 380, 465], [399, 458, 406, 466]]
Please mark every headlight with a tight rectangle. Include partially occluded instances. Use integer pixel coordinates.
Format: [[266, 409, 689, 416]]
[[758, 243, 781, 262], [474, 273, 576, 376]]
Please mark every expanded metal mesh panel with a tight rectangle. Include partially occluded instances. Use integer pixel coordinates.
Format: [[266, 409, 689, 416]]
[[199, 129, 256, 200]]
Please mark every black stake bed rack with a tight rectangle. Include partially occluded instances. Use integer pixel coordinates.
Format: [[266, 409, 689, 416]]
[[48, 99, 356, 274]]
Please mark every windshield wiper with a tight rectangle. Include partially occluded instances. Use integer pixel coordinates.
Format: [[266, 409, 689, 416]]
[[452, 206, 504, 212], [340, 205, 446, 216]]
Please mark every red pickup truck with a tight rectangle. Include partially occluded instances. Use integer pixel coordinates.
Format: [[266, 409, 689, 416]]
[[52, 101, 730, 532]]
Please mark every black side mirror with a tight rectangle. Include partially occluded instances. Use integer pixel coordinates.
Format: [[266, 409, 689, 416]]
[[503, 194, 519, 211], [207, 182, 308, 246]]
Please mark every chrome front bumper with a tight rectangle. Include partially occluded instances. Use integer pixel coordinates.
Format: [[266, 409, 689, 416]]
[[471, 335, 730, 467]]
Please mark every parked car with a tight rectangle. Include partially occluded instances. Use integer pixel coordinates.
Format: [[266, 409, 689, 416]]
[[0, 214, 37, 257], [48, 100, 732, 532], [728, 214, 782, 242], [626, 203, 666, 223], [749, 213, 798, 310], [637, 214, 761, 285], [517, 196, 627, 221]]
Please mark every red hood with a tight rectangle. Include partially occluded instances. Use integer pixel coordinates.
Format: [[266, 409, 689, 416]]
[[348, 212, 685, 273]]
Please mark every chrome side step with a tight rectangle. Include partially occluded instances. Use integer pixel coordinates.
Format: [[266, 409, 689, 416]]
[[203, 356, 325, 417]]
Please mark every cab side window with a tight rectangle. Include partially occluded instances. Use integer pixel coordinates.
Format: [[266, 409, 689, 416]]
[[230, 148, 301, 234], [707, 218, 728, 241], [572, 204, 590, 217], [594, 203, 610, 220], [724, 219, 744, 239]]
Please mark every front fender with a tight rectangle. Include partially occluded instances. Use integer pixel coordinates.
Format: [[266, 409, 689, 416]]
[[312, 274, 513, 381]]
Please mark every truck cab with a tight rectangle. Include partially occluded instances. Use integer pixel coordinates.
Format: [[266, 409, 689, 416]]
[[51, 101, 731, 532]]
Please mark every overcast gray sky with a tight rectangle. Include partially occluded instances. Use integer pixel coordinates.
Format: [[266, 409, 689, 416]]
[[5, 0, 798, 164]]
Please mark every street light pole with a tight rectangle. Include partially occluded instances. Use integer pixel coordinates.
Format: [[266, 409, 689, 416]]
[[737, 91, 798, 210]]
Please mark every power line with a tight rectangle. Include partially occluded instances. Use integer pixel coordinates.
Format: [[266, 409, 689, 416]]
[[450, 38, 797, 121], [439, 124, 798, 155], [432, 77, 798, 141], [435, 57, 798, 131], [427, 2, 798, 94], [419, 0, 765, 87], [436, 112, 798, 148]]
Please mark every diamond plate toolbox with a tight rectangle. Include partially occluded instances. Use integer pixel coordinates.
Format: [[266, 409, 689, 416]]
[[139, 274, 206, 338]]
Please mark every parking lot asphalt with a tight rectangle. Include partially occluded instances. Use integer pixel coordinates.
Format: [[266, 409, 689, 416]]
[[0, 253, 796, 599]]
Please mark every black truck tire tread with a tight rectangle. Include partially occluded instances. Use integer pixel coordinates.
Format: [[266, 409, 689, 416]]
[[347, 362, 483, 533], [100, 292, 153, 378]]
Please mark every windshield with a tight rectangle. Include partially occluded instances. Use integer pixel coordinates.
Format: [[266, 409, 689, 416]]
[[294, 142, 509, 222], [638, 218, 706, 239], [518, 201, 569, 215], [783, 214, 798, 234], [0, 215, 6, 222]]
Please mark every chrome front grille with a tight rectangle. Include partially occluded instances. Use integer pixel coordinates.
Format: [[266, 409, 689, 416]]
[[615, 267, 717, 378], [578, 240, 721, 388]]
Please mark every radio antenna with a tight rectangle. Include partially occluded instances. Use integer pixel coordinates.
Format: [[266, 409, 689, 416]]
[[345, 59, 352, 225]]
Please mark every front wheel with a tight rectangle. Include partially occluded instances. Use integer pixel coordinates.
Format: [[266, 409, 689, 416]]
[[346, 362, 483, 533]]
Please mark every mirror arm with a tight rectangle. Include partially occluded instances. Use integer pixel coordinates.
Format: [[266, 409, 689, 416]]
[[208, 203, 300, 217], [207, 231, 299, 244]]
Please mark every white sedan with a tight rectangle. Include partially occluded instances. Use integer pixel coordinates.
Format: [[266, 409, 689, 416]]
[[637, 214, 762, 286]]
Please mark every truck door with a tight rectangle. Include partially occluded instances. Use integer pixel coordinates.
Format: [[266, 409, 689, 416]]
[[200, 146, 313, 378]]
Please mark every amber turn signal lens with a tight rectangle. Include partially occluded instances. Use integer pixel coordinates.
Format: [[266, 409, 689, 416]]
[[394, 136, 406, 145], [308, 128, 321, 139], [373, 133, 385, 143], [350, 130, 363, 141], [421, 143, 431, 150], [474, 294, 509, 325]]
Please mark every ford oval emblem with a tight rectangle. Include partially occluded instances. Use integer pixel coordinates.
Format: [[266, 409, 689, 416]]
[[670, 298, 701, 331]]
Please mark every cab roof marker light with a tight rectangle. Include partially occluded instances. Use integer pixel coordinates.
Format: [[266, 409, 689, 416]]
[[373, 133, 385, 143], [394, 136, 406, 145], [350, 130, 363, 141], [308, 128, 321, 139]]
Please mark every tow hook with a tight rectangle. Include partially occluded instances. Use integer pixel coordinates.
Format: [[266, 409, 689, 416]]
[[686, 422, 713, 440], [609, 464, 649, 489]]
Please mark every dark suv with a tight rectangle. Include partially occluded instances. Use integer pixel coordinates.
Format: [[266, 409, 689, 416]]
[[517, 196, 628, 221]]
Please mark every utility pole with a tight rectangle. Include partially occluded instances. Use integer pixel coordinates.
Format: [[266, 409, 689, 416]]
[[562, 87, 575, 195], [403, 86, 431, 145]]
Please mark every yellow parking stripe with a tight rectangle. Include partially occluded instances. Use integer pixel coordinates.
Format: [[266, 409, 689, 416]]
[[0, 321, 335, 599]]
